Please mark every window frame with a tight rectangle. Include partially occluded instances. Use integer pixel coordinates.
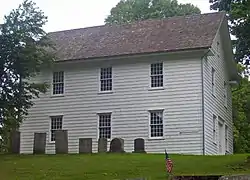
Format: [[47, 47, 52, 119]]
[[211, 67, 216, 96], [216, 41, 220, 57], [99, 67, 113, 93], [225, 124, 229, 152], [52, 71, 65, 96], [97, 112, 112, 140], [149, 62, 164, 89], [212, 114, 217, 144], [223, 81, 228, 108], [148, 109, 164, 139], [49, 115, 63, 143]]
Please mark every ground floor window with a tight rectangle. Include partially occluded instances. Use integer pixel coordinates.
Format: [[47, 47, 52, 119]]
[[50, 116, 63, 142], [149, 110, 163, 138], [98, 113, 111, 139], [225, 124, 229, 151], [213, 114, 217, 143]]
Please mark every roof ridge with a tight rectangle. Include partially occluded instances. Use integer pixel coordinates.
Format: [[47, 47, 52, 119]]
[[47, 11, 225, 34]]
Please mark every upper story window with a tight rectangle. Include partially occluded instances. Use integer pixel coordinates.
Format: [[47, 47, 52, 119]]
[[149, 110, 164, 138], [216, 41, 220, 57], [100, 67, 112, 92], [211, 67, 215, 96], [53, 71, 64, 95], [98, 113, 111, 139], [150, 63, 163, 88], [50, 116, 63, 142], [223, 81, 228, 107]]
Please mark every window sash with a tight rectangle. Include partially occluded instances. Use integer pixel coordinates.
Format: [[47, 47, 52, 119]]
[[53, 71, 64, 83], [151, 63, 163, 75], [99, 127, 111, 139], [100, 79, 112, 91], [150, 125, 163, 137]]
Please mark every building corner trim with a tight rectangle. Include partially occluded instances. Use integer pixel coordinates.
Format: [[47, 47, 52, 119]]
[[201, 50, 210, 155]]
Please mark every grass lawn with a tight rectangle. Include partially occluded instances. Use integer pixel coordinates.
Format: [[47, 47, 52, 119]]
[[0, 153, 250, 180]]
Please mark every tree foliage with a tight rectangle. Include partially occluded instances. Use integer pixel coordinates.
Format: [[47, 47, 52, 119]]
[[105, 0, 201, 24], [210, 0, 250, 66], [0, 0, 54, 152], [232, 66, 250, 153]]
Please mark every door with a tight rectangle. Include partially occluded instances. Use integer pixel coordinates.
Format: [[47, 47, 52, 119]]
[[218, 121, 224, 154]]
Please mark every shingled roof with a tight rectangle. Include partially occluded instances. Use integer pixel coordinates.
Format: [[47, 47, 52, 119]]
[[48, 12, 226, 61]]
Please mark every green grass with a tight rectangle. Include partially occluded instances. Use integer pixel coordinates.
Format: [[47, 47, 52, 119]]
[[0, 153, 249, 180]]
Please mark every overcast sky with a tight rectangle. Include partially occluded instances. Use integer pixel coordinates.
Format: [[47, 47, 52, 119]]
[[0, 0, 213, 32]]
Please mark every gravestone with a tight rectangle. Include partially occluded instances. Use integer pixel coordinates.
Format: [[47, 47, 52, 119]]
[[33, 133, 46, 154], [55, 130, 68, 154], [98, 138, 107, 153], [133, 138, 146, 153], [79, 138, 92, 153], [109, 138, 125, 153], [10, 131, 20, 154]]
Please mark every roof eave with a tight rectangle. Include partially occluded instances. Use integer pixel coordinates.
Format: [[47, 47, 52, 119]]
[[54, 46, 211, 64]]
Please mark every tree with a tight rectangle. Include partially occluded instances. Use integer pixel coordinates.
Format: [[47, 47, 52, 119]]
[[210, 0, 250, 67], [0, 0, 54, 152], [105, 0, 201, 25], [232, 68, 250, 153]]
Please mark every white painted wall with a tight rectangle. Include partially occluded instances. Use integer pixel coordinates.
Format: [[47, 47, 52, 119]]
[[203, 27, 234, 155], [20, 54, 204, 154]]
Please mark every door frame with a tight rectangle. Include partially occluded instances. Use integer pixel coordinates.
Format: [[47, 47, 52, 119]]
[[218, 117, 225, 155]]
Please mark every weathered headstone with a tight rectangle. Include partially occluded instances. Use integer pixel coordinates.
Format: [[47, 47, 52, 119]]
[[98, 138, 107, 153], [10, 131, 20, 154], [33, 133, 46, 154], [79, 138, 92, 153], [133, 138, 146, 153], [109, 138, 125, 153], [55, 130, 68, 154]]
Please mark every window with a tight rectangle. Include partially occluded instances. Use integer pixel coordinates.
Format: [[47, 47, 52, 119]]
[[223, 81, 228, 107], [53, 71, 64, 95], [50, 116, 63, 142], [100, 67, 112, 91], [216, 41, 220, 57], [150, 110, 164, 138], [211, 68, 215, 95], [150, 63, 163, 88], [213, 115, 217, 143], [225, 125, 229, 151], [98, 113, 111, 139]]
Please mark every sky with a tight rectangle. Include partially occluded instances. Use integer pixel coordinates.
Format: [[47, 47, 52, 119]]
[[0, 0, 213, 32]]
